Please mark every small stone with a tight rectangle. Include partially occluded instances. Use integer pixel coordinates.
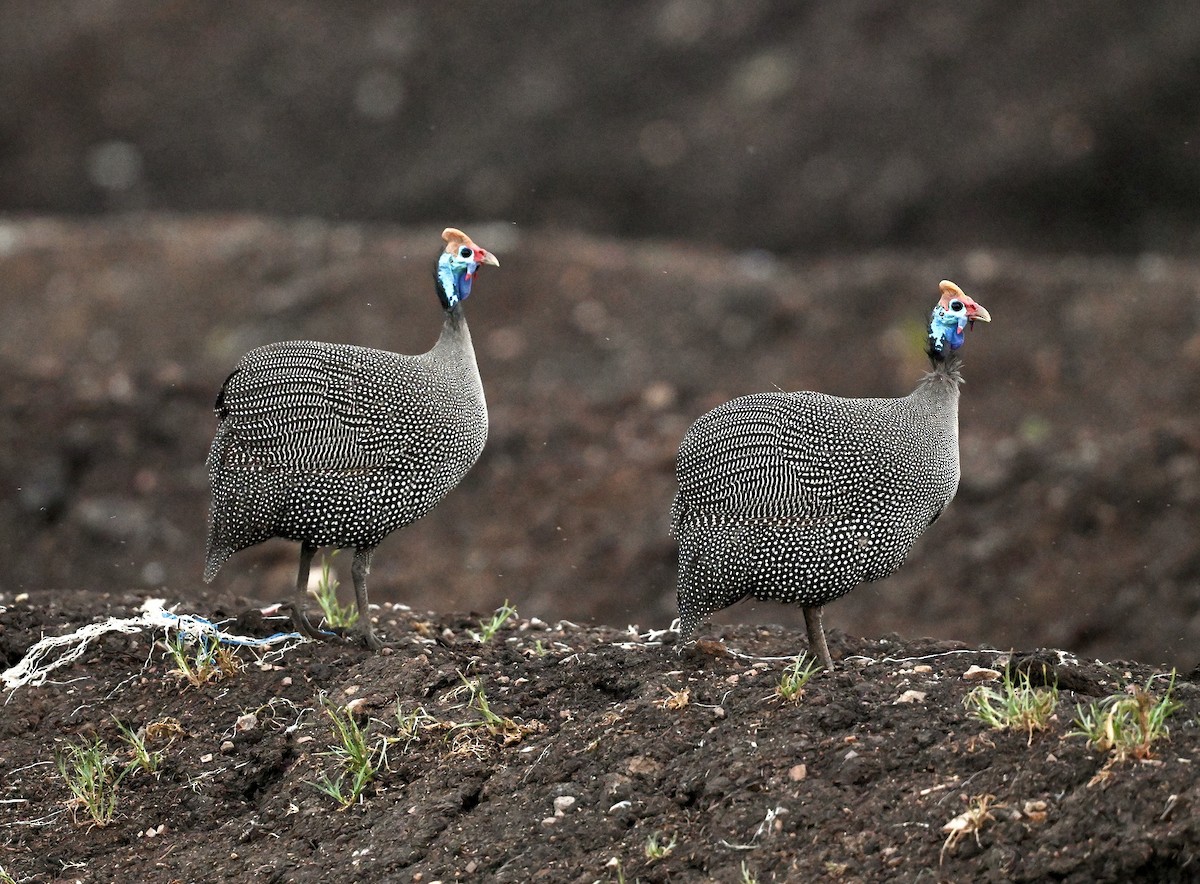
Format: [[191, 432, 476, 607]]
[[281, 676, 293, 687], [553, 795, 576, 815], [236, 713, 258, 732], [540, 816, 558, 827], [220, 740, 235, 754], [912, 665, 933, 674], [895, 689, 927, 704], [964, 665, 1001, 681], [627, 755, 662, 777], [712, 706, 726, 720], [1023, 800, 1049, 823], [200, 753, 213, 763], [788, 763, 807, 781]]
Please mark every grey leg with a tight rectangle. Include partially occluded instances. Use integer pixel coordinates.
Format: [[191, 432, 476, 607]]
[[280, 541, 328, 641], [352, 548, 382, 650], [803, 606, 834, 671], [296, 541, 317, 595]]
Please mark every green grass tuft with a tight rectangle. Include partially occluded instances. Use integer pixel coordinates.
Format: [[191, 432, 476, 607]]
[[310, 696, 384, 809], [309, 550, 358, 629], [1072, 670, 1181, 762], [55, 738, 127, 826], [964, 667, 1059, 744], [644, 832, 676, 861], [469, 600, 518, 643], [775, 653, 821, 702], [162, 631, 241, 687]]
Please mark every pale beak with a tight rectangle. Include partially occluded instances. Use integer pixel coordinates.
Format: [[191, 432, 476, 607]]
[[967, 303, 991, 323], [477, 249, 500, 268]]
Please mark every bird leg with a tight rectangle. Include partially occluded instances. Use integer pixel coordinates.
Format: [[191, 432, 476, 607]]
[[352, 548, 383, 650], [280, 541, 330, 641], [803, 606, 834, 671]]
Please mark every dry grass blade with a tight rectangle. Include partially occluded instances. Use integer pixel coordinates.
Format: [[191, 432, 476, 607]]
[[940, 794, 997, 863]]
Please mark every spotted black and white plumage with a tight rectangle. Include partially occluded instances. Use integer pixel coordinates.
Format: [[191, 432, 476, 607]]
[[204, 228, 498, 649], [671, 281, 991, 668]]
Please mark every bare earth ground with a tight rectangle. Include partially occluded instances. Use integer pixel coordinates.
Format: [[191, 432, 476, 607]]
[[1, 588, 1198, 884]]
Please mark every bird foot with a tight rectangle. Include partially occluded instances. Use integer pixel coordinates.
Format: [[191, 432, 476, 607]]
[[359, 628, 384, 651], [274, 601, 338, 643]]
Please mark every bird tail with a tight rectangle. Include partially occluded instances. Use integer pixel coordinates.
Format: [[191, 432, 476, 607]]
[[203, 544, 231, 584], [203, 513, 234, 583], [674, 517, 754, 637]]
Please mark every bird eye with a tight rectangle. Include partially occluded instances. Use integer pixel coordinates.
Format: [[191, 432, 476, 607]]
[[950, 299, 964, 311], [459, 247, 473, 259]]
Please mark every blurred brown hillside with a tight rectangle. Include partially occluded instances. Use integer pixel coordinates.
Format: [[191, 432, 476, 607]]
[[3, 4, 1200, 670]]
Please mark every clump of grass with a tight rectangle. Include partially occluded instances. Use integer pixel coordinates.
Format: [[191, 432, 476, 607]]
[[55, 738, 127, 826], [393, 703, 442, 752], [162, 631, 241, 687], [113, 718, 163, 776], [114, 716, 184, 775], [740, 861, 760, 884], [309, 551, 358, 629], [448, 675, 543, 748], [0, 863, 17, 884], [775, 653, 821, 702], [964, 667, 1059, 744], [469, 600, 517, 643], [1072, 670, 1181, 763], [644, 832, 677, 861], [310, 697, 384, 809]]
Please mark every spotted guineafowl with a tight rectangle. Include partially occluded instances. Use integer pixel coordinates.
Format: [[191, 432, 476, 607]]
[[204, 228, 499, 649], [671, 281, 991, 669]]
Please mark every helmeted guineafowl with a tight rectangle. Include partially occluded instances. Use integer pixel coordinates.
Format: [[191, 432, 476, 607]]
[[671, 281, 991, 669], [203, 227, 499, 649]]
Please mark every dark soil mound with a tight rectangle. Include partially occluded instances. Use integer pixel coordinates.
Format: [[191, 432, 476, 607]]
[[2, 589, 1197, 882]]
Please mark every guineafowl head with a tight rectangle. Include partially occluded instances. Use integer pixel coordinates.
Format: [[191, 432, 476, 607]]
[[436, 227, 500, 310], [927, 280, 990, 358]]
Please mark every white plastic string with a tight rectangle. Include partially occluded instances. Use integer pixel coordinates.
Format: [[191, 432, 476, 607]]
[[2, 600, 305, 693]]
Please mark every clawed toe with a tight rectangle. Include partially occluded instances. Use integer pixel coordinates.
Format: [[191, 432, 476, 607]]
[[275, 601, 336, 642], [359, 624, 384, 651]]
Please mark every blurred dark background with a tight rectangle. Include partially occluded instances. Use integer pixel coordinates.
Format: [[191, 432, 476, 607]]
[[3, 1, 1200, 669], [5, 2, 1200, 253]]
